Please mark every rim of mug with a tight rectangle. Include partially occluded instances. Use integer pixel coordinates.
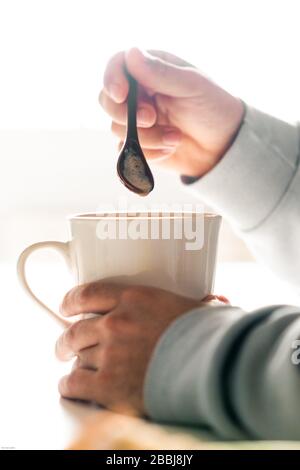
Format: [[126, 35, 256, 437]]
[[69, 212, 221, 220]]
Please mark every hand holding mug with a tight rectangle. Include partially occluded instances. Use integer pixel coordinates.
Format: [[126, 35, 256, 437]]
[[17, 211, 225, 414], [55, 282, 229, 414]]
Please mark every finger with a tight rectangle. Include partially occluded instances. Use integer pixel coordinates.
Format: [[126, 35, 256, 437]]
[[59, 368, 99, 402], [112, 122, 182, 149], [99, 90, 127, 125], [103, 51, 128, 103], [147, 50, 194, 67], [55, 317, 100, 361], [215, 295, 230, 304], [102, 49, 194, 103], [60, 282, 124, 317], [202, 294, 231, 306], [125, 47, 201, 97], [99, 90, 156, 128], [117, 140, 176, 162]]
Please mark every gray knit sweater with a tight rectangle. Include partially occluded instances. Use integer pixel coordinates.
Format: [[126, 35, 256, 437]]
[[144, 106, 300, 440]]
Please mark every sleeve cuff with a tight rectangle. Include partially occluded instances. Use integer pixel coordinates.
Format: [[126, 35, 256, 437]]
[[182, 106, 299, 231]]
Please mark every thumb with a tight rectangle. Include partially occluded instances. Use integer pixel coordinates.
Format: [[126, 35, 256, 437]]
[[125, 48, 201, 98]]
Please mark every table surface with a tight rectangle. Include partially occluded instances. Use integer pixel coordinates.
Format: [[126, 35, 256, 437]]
[[1, 260, 300, 450]]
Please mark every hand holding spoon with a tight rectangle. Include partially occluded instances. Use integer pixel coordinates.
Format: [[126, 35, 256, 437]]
[[117, 73, 154, 196]]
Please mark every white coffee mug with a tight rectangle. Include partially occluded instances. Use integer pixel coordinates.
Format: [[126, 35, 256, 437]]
[[17, 212, 221, 328]]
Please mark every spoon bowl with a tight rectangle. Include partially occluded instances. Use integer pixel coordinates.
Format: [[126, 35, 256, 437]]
[[117, 73, 154, 196]]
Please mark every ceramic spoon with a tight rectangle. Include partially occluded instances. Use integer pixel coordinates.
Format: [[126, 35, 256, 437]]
[[117, 73, 154, 196]]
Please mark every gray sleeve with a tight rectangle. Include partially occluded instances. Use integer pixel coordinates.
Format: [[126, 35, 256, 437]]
[[144, 305, 300, 440], [182, 106, 300, 289]]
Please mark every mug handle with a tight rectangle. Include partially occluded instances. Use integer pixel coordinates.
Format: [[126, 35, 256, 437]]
[[17, 241, 72, 329]]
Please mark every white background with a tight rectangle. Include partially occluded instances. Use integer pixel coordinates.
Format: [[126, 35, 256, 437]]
[[1, 0, 300, 129]]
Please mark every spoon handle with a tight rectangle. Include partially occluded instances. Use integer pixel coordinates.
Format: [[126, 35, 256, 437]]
[[126, 73, 139, 141]]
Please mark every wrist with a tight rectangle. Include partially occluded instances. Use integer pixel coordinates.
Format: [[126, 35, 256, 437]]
[[181, 98, 245, 184]]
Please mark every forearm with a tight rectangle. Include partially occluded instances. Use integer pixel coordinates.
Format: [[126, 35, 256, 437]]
[[144, 304, 300, 440], [183, 106, 300, 288]]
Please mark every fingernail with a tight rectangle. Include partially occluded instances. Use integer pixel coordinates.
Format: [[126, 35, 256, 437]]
[[216, 295, 230, 304], [162, 129, 181, 146], [137, 107, 152, 125], [109, 83, 124, 103]]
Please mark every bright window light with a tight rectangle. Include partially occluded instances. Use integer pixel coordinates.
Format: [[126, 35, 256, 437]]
[[0, 0, 299, 129]]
